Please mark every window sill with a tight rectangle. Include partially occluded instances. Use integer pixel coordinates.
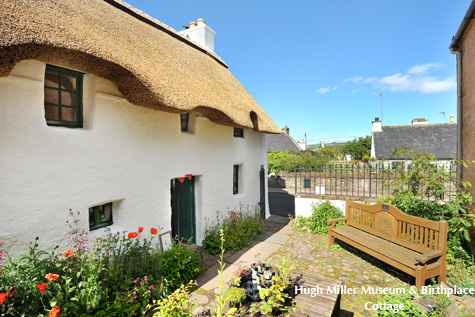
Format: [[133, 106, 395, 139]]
[[233, 193, 245, 199], [46, 121, 83, 129], [89, 223, 113, 231]]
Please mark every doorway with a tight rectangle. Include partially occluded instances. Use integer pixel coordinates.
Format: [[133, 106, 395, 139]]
[[171, 176, 196, 243]]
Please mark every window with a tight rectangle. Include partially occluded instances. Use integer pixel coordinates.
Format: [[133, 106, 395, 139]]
[[44, 65, 83, 128], [89, 202, 113, 231], [303, 178, 311, 189], [180, 113, 190, 132], [233, 164, 240, 195], [233, 127, 244, 138]]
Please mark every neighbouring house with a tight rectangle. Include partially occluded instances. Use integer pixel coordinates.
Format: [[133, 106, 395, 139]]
[[265, 126, 301, 152], [451, 0, 475, 200], [370, 117, 457, 167], [0, 0, 280, 251]]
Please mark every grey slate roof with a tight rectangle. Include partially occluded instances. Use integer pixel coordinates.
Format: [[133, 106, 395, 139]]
[[373, 124, 457, 160], [265, 133, 301, 152]]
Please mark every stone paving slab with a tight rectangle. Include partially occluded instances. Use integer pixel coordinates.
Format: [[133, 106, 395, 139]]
[[198, 219, 291, 291]]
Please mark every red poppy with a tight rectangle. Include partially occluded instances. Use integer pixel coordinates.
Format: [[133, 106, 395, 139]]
[[0, 292, 8, 305], [186, 174, 193, 181], [178, 176, 185, 184], [45, 273, 59, 282], [63, 249, 74, 258], [36, 283, 48, 295], [138, 226, 144, 233], [128, 232, 138, 239], [150, 227, 158, 235], [49, 306, 61, 317]]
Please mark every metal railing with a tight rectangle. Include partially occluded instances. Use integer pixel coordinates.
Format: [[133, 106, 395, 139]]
[[271, 161, 458, 202]]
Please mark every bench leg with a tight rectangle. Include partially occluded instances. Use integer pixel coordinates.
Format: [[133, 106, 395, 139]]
[[415, 269, 424, 288], [439, 262, 447, 284], [328, 233, 335, 247]]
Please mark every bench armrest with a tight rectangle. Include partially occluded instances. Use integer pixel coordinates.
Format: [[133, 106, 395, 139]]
[[328, 217, 346, 229], [415, 250, 443, 265]]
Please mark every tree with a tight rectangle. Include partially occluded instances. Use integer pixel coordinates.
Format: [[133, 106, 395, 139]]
[[342, 136, 371, 161]]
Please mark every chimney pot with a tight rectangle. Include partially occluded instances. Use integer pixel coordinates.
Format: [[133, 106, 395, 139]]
[[411, 118, 428, 127], [372, 117, 382, 132], [179, 18, 216, 52]]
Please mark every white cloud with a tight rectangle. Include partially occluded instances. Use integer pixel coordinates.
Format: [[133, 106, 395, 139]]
[[316, 86, 336, 95], [407, 63, 441, 76], [344, 63, 455, 94], [379, 73, 455, 93]]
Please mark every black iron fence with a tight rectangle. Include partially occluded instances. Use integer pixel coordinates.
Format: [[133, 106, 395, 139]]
[[271, 161, 459, 202]]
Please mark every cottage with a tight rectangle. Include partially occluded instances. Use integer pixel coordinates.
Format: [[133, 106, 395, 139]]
[[265, 126, 302, 152], [370, 117, 457, 167], [0, 0, 279, 250]]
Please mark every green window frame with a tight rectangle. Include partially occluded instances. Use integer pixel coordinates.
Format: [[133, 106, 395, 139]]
[[233, 127, 244, 138], [89, 202, 113, 231], [233, 164, 240, 194], [180, 112, 190, 132], [44, 64, 84, 128]]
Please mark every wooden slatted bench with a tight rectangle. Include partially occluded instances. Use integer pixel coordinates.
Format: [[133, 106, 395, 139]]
[[328, 201, 448, 287]]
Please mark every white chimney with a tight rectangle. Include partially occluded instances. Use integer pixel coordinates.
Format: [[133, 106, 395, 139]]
[[372, 117, 382, 132], [411, 118, 428, 127], [179, 18, 216, 52]]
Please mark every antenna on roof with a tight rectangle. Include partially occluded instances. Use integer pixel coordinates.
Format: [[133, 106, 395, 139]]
[[378, 91, 384, 120]]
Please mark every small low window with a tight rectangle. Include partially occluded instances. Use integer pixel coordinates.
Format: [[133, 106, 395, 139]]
[[89, 202, 113, 231], [233, 164, 241, 195], [180, 113, 190, 132], [233, 127, 244, 138], [303, 178, 311, 189], [44, 65, 83, 128]]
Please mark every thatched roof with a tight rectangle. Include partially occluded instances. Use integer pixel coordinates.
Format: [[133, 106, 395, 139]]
[[0, 0, 279, 133]]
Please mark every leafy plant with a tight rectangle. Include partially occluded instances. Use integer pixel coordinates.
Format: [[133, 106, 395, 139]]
[[342, 135, 371, 161], [0, 224, 201, 316], [267, 151, 336, 173], [294, 202, 343, 234], [203, 210, 264, 255], [149, 282, 194, 317], [448, 259, 475, 297], [223, 287, 246, 306], [158, 243, 201, 291]]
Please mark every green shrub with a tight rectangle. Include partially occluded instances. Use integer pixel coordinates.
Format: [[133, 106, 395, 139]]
[[203, 211, 264, 255], [0, 227, 201, 316], [294, 202, 342, 234], [267, 151, 335, 173], [448, 259, 475, 297], [223, 287, 246, 306], [377, 291, 451, 317], [148, 282, 194, 317], [158, 244, 201, 291]]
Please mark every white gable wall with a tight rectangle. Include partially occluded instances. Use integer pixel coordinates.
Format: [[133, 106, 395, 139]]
[[0, 60, 269, 252]]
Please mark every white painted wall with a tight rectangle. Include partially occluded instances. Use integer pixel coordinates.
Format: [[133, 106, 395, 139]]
[[0, 60, 269, 252], [295, 197, 346, 217]]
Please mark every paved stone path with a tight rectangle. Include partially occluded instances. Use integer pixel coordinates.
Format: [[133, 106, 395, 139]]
[[194, 216, 474, 316]]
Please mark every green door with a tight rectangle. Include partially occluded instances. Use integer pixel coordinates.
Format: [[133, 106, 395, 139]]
[[171, 177, 196, 243]]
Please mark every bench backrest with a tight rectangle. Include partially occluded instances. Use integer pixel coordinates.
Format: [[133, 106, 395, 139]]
[[345, 200, 448, 253]]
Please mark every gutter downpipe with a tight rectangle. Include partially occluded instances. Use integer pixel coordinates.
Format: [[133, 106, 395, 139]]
[[455, 50, 463, 182]]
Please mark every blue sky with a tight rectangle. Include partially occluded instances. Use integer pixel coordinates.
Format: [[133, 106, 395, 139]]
[[126, 0, 470, 144]]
